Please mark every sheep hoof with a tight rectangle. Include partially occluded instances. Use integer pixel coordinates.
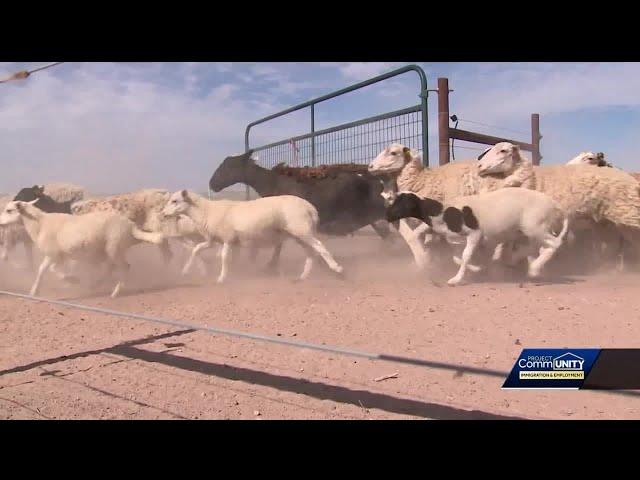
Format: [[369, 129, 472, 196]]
[[527, 269, 541, 279], [447, 277, 463, 286], [110, 283, 122, 298]]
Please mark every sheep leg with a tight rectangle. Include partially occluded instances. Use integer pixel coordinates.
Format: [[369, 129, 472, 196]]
[[217, 243, 231, 283], [394, 219, 429, 270], [178, 238, 208, 275], [30, 256, 53, 296], [49, 262, 80, 284], [448, 231, 481, 286], [24, 240, 35, 271], [452, 256, 482, 273], [527, 233, 563, 278], [110, 259, 130, 298], [299, 256, 314, 281], [294, 235, 343, 275], [261, 242, 283, 274], [506, 242, 533, 267], [616, 236, 625, 272], [371, 220, 394, 245], [182, 241, 212, 276], [492, 243, 505, 262], [527, 246, 556, 278], [159, 239, 173, 266]]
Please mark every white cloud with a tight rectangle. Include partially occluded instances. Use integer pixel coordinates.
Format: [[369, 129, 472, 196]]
[[0, 63, 307, 195], [444, 63, 640, 123], [2, 62, 640, 197], [335, 62, 405, 81]]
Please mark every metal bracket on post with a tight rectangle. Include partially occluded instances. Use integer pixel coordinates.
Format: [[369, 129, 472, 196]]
[[311, 104, 316, 167]]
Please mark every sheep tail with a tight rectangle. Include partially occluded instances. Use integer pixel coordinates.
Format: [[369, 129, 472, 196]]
[[131, 226, 165, 245]]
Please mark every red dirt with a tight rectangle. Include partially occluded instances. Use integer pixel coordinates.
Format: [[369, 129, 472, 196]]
[[1, 233, 640, 420]]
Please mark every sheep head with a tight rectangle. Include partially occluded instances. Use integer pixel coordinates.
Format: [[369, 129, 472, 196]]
[[477, 142, 522, 176], [566, 151, 611, 167], [0, 199, 38, 225], [368, 143, 419, 176], [163, 190, 192, 218], [567, 151, 599, 165]]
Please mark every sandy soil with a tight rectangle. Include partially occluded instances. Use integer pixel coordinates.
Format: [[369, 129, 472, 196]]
[[1, 231, 640, 420]]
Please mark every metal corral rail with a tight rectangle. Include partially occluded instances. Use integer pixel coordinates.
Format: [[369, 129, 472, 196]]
[[242, 65, 430, 199], [0, 289, 506, 379]]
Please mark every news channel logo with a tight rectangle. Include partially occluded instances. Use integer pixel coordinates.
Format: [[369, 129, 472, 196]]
[[502, 349, 601, 389]]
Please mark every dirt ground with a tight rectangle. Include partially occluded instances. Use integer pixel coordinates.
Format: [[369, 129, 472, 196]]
[[1, 230, 640, 420]]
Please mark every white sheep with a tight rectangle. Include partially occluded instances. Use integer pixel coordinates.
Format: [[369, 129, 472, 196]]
[[0, 200, 165, 297], [566, 152, 611, 167], [161, 190, 344, 283], [385, 188, 569, 285], [42, 183, 87, 204], [371, 143, 640, 271], [368, 144, 524, 269], [477, 142, 640, 269], [0, 195, 33, 269], [71, 189, 209, 273]]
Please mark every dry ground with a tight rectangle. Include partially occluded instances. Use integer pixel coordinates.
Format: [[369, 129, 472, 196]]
[[1, 231, 640, 420]]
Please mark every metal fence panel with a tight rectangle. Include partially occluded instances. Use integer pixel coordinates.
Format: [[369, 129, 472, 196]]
[[252, 106, 424, 170], [234, 65, 429, 199]]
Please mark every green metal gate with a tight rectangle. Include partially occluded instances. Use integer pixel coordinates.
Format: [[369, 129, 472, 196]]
[[241, 64, 430, 198]]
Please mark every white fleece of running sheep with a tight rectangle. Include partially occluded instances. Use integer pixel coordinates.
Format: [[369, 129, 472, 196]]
[[386, 188, 569, 285], [476, 143, 640, 234], [0, 200, 165, 297], [0, 196, 31, 264], [161, 190, 343, 283], [71, 189, 208, 272]]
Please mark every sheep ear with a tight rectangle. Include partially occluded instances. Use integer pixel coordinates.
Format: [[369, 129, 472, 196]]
[[477, 147, 491, 160], [402, 146, 412, 162], [180, 189, 191, 202], [27, 199, 39, 205]]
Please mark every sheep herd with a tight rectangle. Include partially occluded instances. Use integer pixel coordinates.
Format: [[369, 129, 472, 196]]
[[1, 142, 639, 297]]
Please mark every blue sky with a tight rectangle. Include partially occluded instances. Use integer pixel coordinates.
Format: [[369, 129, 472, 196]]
[[1, 62, 640, 194]]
